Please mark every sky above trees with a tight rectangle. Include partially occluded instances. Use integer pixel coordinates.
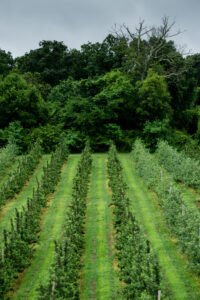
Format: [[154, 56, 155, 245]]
[[0, 0, 200, 57]]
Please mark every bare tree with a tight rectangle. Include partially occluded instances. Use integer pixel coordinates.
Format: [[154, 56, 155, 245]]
[[112, 17, 187, 80]]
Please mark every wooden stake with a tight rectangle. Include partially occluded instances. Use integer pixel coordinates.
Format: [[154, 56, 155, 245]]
[[158, 290, 161, 300], [2, 248, 4, 263], [169, 185, 172, 194], [199, 224, 200, 247], [50, 279, 56, 300], [182, 204, 184, 216]]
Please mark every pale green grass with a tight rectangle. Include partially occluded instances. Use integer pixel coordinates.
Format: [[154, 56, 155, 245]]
[[119, 154, 200, 300], [81, 154, 120, 300], [13, 154, 79, 300], [0, 155, 50, 237]]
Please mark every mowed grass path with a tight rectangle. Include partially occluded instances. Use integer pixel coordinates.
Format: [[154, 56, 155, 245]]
[[13, 154, 79, 299], [119, 154, 200, 300], [0, 155, 50, 237], [81, 154, 120, 300]]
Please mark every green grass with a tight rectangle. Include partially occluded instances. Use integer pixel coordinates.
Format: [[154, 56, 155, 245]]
[[2, 152, 199, 299], [81, 154, 120, 300], [13, 154, 80, 300], [119, 154, 200, 300], [0, 155, 50, 238]]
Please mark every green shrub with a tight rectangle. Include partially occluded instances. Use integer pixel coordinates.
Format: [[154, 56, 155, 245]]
[[0, 142, 18, 178], [25, 124, 63, 153]]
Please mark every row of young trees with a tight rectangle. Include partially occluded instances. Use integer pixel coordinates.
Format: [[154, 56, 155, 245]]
[[107, 143, 169, 299], [0, 142, 18, 179], [0, 141, 43, 210], [0, 139, 69, 298], [38, 142, 92, 299], [156, 140, 200, 190], [132, 139, 200, 274]]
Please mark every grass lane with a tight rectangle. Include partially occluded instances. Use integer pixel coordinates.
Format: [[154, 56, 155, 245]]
[[13, 154, 80, 300], [0, 155, 50, 237], [119, 154, 200, 300], [81, 154, 120, 300]]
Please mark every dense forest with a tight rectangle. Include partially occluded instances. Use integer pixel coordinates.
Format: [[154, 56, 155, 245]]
[[0, 17, 200, 153]]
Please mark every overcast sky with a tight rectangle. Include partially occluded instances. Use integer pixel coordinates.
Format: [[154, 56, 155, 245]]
[[0, 0, 200, 57]]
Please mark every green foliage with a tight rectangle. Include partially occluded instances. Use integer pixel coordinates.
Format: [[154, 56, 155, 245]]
[[16, 35, 123, 85], [47, 77, 77, 105], [184, 54, 200, 117], [0, 28, 199, 152], [47, 70, 135, 151], [143, 119, 171, 150], [166, 130, 200, 159], [0, 128, 7, 146], [107, 143, 163, 298], [0, 49, 14, 76], [25, 124, 63, 153], [17, 40, 70, 86], [132, 139, 200, 274], [0, 121, 25, 150], [80, 38, 120, 78], [94, 70, 134, 121], [47, 78, 80, 128], [4, 121, 25, 152], [64, 130, 88, 152], [186, 54, 200, 86], [136, 69, 172, 123], [0, 73, 46, 128], [0, 140, 69, 298], [0, 141, 42, 209], [38, 143, 92, 299], [23, 72, 51, 100], [167, 60, 199, 133], [0, 142, 18, 178]]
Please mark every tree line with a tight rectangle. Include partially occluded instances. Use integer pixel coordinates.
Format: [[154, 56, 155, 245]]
[[0, 17, 200, 152]]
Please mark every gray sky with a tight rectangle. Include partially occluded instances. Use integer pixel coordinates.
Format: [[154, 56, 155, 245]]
[[0, 0, 200, 57]]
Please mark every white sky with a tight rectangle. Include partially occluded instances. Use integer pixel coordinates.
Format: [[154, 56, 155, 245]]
[[0, 0, 199, 57]]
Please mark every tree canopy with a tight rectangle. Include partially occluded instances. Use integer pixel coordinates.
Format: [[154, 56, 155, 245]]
[[0, 49, 14, 76], [0, 18, 200, 152], [0, 73, 46, 128]]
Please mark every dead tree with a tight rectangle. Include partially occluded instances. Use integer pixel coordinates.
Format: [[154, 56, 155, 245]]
[[112, 17, 187, 80]]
